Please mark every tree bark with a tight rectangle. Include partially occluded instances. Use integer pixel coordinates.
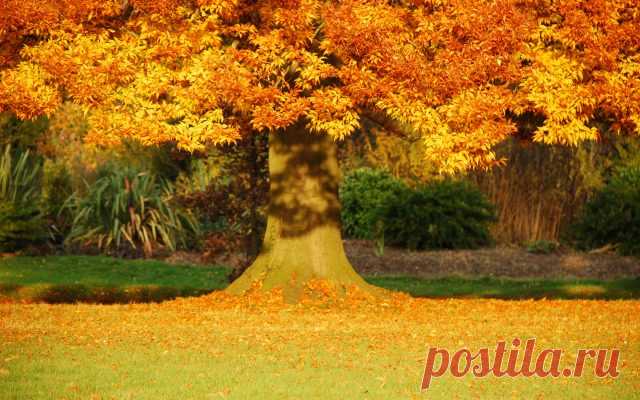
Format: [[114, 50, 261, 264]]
[[226, 122, 374, 301]]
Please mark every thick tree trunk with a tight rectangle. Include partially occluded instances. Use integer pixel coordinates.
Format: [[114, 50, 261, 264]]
[[226, 122, 374, 301]]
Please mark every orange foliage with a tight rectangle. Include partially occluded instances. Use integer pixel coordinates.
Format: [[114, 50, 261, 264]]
[[0, 0, 638, 172]]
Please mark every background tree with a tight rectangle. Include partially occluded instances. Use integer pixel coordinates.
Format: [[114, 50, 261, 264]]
[[1, 0, 639, 299], [177, 133, 269, 273]]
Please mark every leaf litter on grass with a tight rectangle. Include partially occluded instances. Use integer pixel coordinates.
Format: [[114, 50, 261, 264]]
[[0, 281, 639, 399]]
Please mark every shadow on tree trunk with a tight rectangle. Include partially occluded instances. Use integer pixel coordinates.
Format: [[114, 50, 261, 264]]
[[226, 121, 379, 301]]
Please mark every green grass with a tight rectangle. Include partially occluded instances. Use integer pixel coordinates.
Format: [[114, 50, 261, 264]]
[[1, 339, 634, 400], [0, 256, 229, 303], [1, 256, 639, 303], [2, 258, 638, 399], [1, 300, 638, 400], [366, 276, 640, 300]]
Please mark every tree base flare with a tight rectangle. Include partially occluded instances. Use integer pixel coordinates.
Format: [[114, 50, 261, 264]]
[[225, 224, 386, 303], [226, 277, 393, 306], [225, 123, 384, 303], [172, 278, 409, 311]]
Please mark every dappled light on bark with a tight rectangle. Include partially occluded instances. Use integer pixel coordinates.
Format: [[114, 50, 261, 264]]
[[226, 123, 380, 301]]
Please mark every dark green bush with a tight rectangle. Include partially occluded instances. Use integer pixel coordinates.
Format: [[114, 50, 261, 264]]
[[0, 146, 46, 251], [0, 203, 46, 251], [380, 180, 496, 250], [340, 168, 496, 250], [0, 112, 49, 151], [572, 167, 640, 256], [340, 168, 407, 240], [65, 167, 200, 257], [41, 160, 74, 243]]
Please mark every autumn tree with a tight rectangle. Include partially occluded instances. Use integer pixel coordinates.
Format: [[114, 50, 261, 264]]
[[1, 0, 639, 299]]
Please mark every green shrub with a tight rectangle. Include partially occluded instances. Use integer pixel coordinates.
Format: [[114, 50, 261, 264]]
[[340, 168, 408, 240], [380, 180, 496, 250], [572, 167, 640, 256], [0, 203, 46, 251], [0, 145, 46, 251], [340, 169, 496, 250], [41, 160, 75, 243], [65, 167, 199, 257], [0, 112, 49, 151]]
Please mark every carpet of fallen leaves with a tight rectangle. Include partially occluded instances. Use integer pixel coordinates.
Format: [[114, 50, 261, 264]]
[[1, 284, 639, 399]]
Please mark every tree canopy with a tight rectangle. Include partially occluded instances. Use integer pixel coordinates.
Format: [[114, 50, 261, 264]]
[[1, 0, 639, 173]]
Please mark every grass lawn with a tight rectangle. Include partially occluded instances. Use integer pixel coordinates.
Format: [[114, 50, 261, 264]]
[[0, 256, 638, 398], [366, 276, 640, 300], [0, 256, 229, 303], [0, 256, 638, 303], [1, 296, 638, 399]]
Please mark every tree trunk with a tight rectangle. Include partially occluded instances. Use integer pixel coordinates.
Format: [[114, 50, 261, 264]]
[[226, 122, 374, 301]]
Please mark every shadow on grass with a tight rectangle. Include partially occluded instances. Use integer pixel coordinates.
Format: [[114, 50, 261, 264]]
[[0, 283, 214, 304], [3, 277, 639, 304], [2, 254, 638, 303], [0, 255, 230, 304], [365, 276, 640, 300]]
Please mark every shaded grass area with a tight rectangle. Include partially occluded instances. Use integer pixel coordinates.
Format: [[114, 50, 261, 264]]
[[367, 276, 640, 300], [0, 256, 229, 303], [1, 256, 639, 303]]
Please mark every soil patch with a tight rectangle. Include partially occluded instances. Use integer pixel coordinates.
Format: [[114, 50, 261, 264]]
[[345, 240, 640, 280], [165, 241, 639, 280]]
